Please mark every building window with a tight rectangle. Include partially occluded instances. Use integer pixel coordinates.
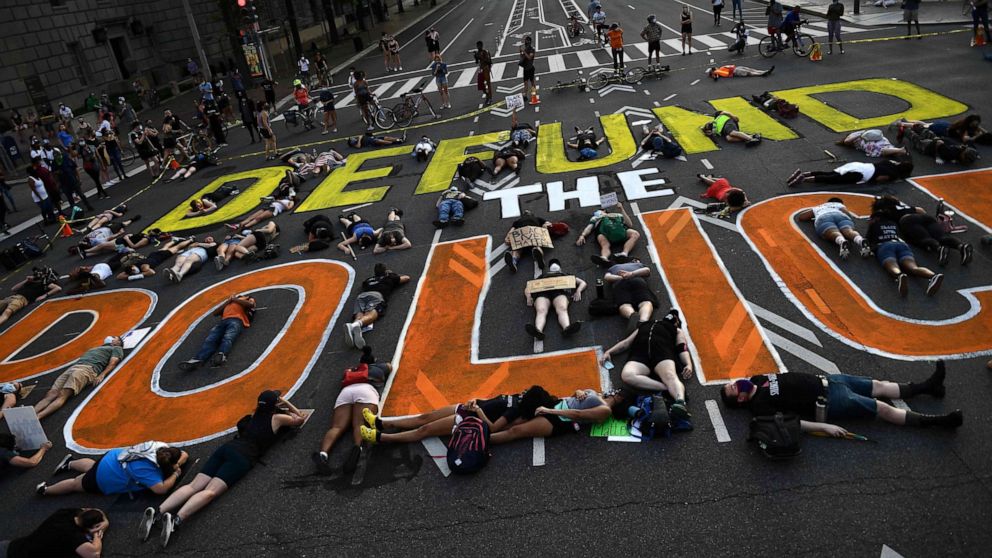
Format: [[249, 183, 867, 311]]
[[67, 42, 91, 86], [50, 0, 68, 7]]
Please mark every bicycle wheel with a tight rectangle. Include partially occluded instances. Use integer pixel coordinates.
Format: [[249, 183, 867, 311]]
[[587, 72, 610, 91], [758, 36, 778, 58], [624, 67, 645, 83], [374, 107, 396, 130], [392, 103, 415, 127], [792, 34, 816, 57], [120, 147, 136, 167], [191, 135, 210, 154]]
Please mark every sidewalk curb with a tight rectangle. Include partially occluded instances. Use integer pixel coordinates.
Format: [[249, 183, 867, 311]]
[[750, 0, 973, 26]]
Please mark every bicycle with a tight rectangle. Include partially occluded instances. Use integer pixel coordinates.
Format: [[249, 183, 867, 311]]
[[624, 64, 671, 82], [391, 88, 439, 128], [361, 94, 397, 130], [759, 20, 816, 58], [120, 145, 137, 167], [553, 74, 588, 92], [586, 68, 640, 91], [176, 127, 212, 158], [284, 101, 318, 132]]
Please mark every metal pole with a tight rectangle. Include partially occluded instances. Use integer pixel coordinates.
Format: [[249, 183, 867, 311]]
[[181, 0, 211, 80], [854, 0, 860, 15]]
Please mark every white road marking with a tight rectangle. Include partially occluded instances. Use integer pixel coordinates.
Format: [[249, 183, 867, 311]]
[[701, 158, 713, 170], [533, 260, 544, 353], [765, 330, 841, 375], [421, 437, 452, 477], [440, 18, 476, 57], [705, 400, 732, 442], [663, 93, 677, 101], [690, 79, 700, 86], [533, 437, 546, 466], [749, 303, 823, 348]]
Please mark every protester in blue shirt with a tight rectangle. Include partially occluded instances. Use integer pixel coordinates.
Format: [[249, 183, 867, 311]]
[[36, 442, 187, 497]]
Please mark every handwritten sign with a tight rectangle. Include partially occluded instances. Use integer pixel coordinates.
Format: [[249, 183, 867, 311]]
[[526, 275, 576, 294], [3, 406, 48, 450], [600, 192, 619, 208], [507, 225, 553, 250], [505, 93, 525, 111]]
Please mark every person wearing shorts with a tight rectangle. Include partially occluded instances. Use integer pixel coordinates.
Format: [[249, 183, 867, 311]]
[[65, 262, 114, 294], [720, 362, 962, 433], [797, 198, 870, 260], [524, 259, 586, 340], [164, 237, 218, 282], [605, 257, 658, 329], [337, 212, 378, 254], [502, 209, 551, 273], [116, 237, 195, 281], [487, 386, 628, 444], [707, 64, 773, 80], [362, 387, 533, 446], [576, 205, 641, 266], [640, 15, 664, 68], [431, 54, 451, 109], [872, 195, 974, 266], [703, 110, 762, 146], [519, 36, 537, 103], [34, 336, 123, 420], [37, 444, 186, 497], [373, 209, 412, 254], [318, 88, 337, 134], [696, 174, 750, 214], [314, 347, 392, 471], [227, 196, 296, 231], [146, 391, 306, 548], [344, 263, 410, 349], [567, 127, 605, 160], [602, 310, 693, 421], [867, 209, 942, 297], [0, 270, 61, 327]]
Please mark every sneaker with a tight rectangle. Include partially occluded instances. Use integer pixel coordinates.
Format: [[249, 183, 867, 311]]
[[312, 451, 329, 467], [504, 251, 517, 273], [451, 217, 465, 226], [362, 407, 378, 429], [53, 453, 73, 475], [670, 400, 691, 420], [786, 168, 803, 185], [214, 255, 226, 271], [532, 248, 545, 270], [210, 352, 226, 367], [525, 323, 546, 341], [745, 137, 761, 148], [35, 481, 47, 496], [961, 243, 973, 265], [590, 254, 610, 267], [178, 359, 202, 371], [897, 273, 908, 297], [360, 425, 378, 444], [926, 273, 944, 296], [164, 268, 176, 283], [139, 507, 156, 542], [160, 513, 174, 549], [349, 321, 366, 349], [563, 321, 582, 336], [838, 240, 850, 260], [343, 445, 362, 474], [859, 241, 872, 258], [343, 322, 356, 348], [787, 172, 806, 188], [937, 245, 949, 266]]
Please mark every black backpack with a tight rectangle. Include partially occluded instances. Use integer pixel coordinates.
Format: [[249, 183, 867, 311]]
[[447, 415, 490, 474], [747, 412, 803, 460]]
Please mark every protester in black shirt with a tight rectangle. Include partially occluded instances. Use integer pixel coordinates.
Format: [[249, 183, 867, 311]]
[[503, 210, 551, 272], [720, 363, 963, 435], [261, 77, 277, 108], [873, 194, 974, 266], [344, 263, 410, 349], [867, 207, 943, 297], [5, 508, 108, 558], [0, 269, 62, 327]]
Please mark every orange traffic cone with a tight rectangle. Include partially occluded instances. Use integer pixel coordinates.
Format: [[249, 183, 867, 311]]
[[57, 216, 73, 238], [973, 29, 986, 47], [809, 42, 822, 61], [529, 89, 540, 105]]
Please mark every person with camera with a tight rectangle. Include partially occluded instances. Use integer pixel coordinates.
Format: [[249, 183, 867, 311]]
[[0, 268, 62, 328], [142, 390, 305, 548]]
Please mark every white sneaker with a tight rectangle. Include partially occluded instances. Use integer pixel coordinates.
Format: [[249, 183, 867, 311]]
[[160, 513, 174, 549], [350, 321, 366, 349], [344, 321, 356, 347], [838, 240, 850, 260], [139, 507, 156, 542]]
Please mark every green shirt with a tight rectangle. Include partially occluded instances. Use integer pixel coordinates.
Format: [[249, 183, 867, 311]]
[[74, 345, 124, 374]]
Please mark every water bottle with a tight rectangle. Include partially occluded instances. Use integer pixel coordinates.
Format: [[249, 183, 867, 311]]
[[595, 278, 605, 299], [815, 396, 827, 423]]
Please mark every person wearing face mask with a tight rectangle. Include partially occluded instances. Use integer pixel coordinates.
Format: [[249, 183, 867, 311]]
[[720, 362, 962, 436], [524, 258, 587, 340]]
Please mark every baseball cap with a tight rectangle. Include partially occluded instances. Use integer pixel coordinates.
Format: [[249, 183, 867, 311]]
[[257, 390, 281, 408]]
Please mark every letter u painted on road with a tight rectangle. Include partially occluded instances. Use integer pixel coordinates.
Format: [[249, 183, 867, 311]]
[[380, 236, 602, 416], [65, 261, 353, 452], [0, 290, 155, 383], [739, 193, 992, 359]]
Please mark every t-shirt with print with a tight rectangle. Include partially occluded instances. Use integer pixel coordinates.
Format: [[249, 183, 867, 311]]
[[642, 22, 663, 42], [5, 508, 91, 558], [74, 345, 124, 373], [746, 373, 824, 419], [362, 272, 402, 298], [867, 219, 903, 247]]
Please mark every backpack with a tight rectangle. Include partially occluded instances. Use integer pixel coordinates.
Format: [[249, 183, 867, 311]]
[[747, 412, 803, 460], [548, 222, 570, 238], [117, 441, 167, 467], [597, 215, 627, 243], [17, 240, 44, 259], [341, 363, 370, 388], [258, 243, 280, 260], [773, 99, 799, 119], [446, 412, 490, 474], [629, 395, 672, 440]]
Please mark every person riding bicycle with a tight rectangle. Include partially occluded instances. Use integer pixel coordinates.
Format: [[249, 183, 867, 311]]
[[766, 0, 785, 48], [591, 6, 608, 45], [779, 5, 802, 47], [293, 80, 311, 112]]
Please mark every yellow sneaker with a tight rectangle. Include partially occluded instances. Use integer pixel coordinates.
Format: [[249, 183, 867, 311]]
[[362, 407, 377, 428], [360, 425, 378, 444]]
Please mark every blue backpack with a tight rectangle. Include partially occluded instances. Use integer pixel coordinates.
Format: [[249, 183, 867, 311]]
[[630, 395, 671, 440]]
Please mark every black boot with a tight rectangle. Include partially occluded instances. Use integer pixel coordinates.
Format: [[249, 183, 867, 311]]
[[905, 409, 962, 428], [899, 360, 946, 398]]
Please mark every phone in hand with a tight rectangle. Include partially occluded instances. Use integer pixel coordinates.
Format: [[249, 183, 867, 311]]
[[603, 359, 614, 370]]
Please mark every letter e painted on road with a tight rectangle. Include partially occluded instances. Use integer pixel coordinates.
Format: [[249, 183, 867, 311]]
[[295, 145, 409, 212], [416, 131, 509, 194]]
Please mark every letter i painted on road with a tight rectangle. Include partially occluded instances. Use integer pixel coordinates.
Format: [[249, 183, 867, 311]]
[[379, 236, 602, 416], [639, 208, 784, 382]]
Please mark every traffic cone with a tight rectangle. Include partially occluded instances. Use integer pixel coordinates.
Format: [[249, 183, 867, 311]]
[[529, 89, 540, 105], [974, 28, 987, 47], [809, 43, 822, 61], [57, 216, 73, 238]]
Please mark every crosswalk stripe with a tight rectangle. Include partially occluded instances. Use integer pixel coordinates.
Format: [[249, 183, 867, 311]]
[[453, 68, 477, 88], [663, 38, 685, 52], [490, 62, 507, 82], [576, 49, 600, 68], [337, 91, 355, 107], [631, 42, 651, 57], [390, 77, 425, 99], [694, 35, 727, 48], [372, 82, 393, 98], [548, 53, 567, 73]]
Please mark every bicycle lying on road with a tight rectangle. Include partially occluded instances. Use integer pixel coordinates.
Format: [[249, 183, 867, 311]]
[[759, 20, 817, 58], [552, 74, 588, 92], [587, 69, 640, 90], [624, 64, 671, 82]]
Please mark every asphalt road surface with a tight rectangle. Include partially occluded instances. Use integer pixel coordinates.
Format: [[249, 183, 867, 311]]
[[2, 1, 991, 556]]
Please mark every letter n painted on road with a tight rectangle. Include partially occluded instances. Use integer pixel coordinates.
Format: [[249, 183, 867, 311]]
[[0, 290, 155, 383], [66, 261, 353, 452], [536, 114, 636, 173], [772, 78, 968, 133], [640, 209, 782, 382], [740, 193, 992, 359], [295, 145, 410, 212], [380, 236, 601, 416]]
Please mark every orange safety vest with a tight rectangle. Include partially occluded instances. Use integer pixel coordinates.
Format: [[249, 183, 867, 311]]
[[607, 29, 624, 49], [713, 65, 736, 78]]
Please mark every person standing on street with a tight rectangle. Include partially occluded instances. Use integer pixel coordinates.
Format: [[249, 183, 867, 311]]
[[827, 0, 845, 54], [607, 23, 625, 73], [297, 55, 311, 83], [475, 41, 493, 105], [240, 97, 258, 144], [425, 28, 441, 60], [767, 0, 784, 49], [520, 36, 538, 104], [257, 102, 277, 160], [732, 0, 743, 21], [713, 0, 725, 26], [680, 6, 694, 55], [431, 54, 451, 109], [640, 15, 664, 70], [903, 0, 921, 39], [260, 75, 277, 110]]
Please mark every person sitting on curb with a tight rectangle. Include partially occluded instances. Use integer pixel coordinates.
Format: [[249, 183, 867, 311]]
[[525, 259, 586, 340], [697, 174, 750, 216], [873, 194, 974, 266], [360, 388, 531, 446], [3, 507, 109, 558], [576, 205, 641, 267], [178, 294, 256, 370], [707, 64, 774, 80], [34, 336, 124, 421], [796, 197, 871, 260], [337, 212, 377, 253], [36, 442, 188, 498], [347, 130, 406, 148], [141, 391, 305, 549], [787, 158, 914, 187], [702, 110, 762, 146], [601, 309, 693, 421], [1, 433, 54, 470], [567, 126, 606, 161], [65, 263, 114, 294], [503, 209, 551, 272], [163, 237, 218, 282], [373, 209, 412, 254], [835, 129, 907, 158], [605, 256, 658, 332], [488, 385, 629, 444], [116, 237, 196, 281], [0, 268, 62, 328], [313, 346, 392, 473], [719, 361, 962, 431], [640, 124, 684, 159], [344, 263, 410, 350], [866, 207, 943, 297], [290, 214, 335, 254], [434, 186, 469, 228]]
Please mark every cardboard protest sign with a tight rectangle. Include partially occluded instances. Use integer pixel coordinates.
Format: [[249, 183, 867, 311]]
[[3, 406, 48, 450], [507, 225, 553, 250], [526, 275, 576, 293]]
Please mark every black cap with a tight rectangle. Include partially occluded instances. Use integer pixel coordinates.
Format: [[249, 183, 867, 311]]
[[257, 390, 281, 408]]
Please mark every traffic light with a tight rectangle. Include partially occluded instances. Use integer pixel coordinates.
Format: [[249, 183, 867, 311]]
[[239, 0, 258, 24], [237, 0, 247, 7]]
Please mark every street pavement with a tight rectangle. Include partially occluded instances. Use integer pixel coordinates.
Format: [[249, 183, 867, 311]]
[[2, 0, 992, 556]]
